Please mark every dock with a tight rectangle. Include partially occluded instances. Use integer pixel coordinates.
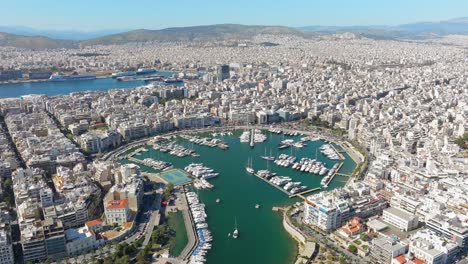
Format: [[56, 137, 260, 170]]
[[325, 162, 344, 186], [329, 144, 345, 160], [289, 187, 321, 199], [253, 173, 291, 196], [272, 207, 286, 212], [250, 128, 255, 148]]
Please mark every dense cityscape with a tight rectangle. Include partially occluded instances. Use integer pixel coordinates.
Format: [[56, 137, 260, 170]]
[[0, 8, 467, 264]]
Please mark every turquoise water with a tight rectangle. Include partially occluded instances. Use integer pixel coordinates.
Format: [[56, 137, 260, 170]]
[[0, 71, 178, 98], [124, 131, 356, 264]]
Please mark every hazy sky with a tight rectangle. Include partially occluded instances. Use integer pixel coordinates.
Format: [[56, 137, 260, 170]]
[[1, 0, 467, 31]]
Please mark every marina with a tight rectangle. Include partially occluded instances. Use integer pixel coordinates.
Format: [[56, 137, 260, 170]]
[[121, 130, 356, 264]]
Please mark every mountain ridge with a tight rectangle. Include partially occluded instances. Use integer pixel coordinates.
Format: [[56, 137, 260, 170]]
[[0, 18, 467, 49]]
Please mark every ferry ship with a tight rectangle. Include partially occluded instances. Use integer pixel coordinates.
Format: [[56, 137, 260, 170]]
[[49, 72, 96, 82], [111, 71, 136, 78], [163, 78, 183, 84], [136, 68, 157, 75]]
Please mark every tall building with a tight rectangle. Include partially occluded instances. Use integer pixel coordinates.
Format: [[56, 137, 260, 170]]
[[371, 236, 408, 264], [0, 229, 14, 264], [43, 218, 67, 260], [217, 65, 230, 82], [304, 194, 350, 232], [21, 222, 47, 263]]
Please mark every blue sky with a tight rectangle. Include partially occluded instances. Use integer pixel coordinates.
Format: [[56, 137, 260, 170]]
[[1, 0, 467, 30]]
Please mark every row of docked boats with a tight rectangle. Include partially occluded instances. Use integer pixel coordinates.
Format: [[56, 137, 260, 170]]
[[129, 147, 148, 156], [153, 142, 197, 157], [274, 154, 297, 167], [267, 127, 302, 137], [320, 144, 341, 160], [193, 178, 214, 190], [269, 176, 308, 194], [239, 129, 267, 143], [278, 139, 306, 149], [211, 131, 233, 137], [292, 158, 329, 175], [181, 135, 229, 150], [320, 163, 340, 188], [185, 163, 219, 179], [140, 158, 172, 170], [186, 192, 212, 264]]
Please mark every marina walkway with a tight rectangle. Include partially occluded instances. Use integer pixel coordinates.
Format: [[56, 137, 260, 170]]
[[325, 162, 344, 186], [253, 173, 292, 196], [178, 188, 198, 261], [289, 187, 321, 199]]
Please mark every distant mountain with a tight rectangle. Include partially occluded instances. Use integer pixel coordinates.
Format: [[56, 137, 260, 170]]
[[0, 32, 76, 49], [0, 26, 128, 40], [395, 17, 468, 35], [1, 18, 468, 49], [80, 24, 306, 46], [300, 17, 468, 38]]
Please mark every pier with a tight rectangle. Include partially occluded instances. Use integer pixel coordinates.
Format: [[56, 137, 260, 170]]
[[325, 162, 344, 186], [329, 143, 345, 160], [250, 128, 255, 147], [289, 187, 321, 199], [253, 173, 292, 196]]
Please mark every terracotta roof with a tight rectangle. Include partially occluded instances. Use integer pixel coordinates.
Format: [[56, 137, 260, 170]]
[[106, 199, 129, 209], [413, 257, 425, 264], [85, 219, 103, 227], [394, 254, 407, 264]]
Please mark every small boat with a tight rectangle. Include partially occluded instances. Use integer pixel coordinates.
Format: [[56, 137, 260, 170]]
[[233, 218, 239, 239], [216, 198, 221, 203], [246, 157, 255, 173], [255, 204, 260, 209], [228, 233, 231, 237]]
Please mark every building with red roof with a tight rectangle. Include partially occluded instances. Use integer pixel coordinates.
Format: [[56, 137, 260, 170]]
[[104, 199, 130, 225]]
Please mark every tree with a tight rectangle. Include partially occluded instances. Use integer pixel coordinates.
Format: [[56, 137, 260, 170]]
[[455, 133, 468, 149], [339, 256, 348, 264], [162, 183, 175, 201], [360, 233, 369, 241], [348, 244, 358, 254]]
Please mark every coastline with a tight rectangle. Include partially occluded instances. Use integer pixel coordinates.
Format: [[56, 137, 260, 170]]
[[0, 74, 110, 85]]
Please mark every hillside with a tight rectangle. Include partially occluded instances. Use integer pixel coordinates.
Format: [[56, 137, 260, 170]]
[[300, 17, 468, 39], [80, 24, 305, 46], [0, 32, 76, 49]]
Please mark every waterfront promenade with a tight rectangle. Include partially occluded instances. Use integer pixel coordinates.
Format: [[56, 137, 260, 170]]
[[178, 187, 198, 261]]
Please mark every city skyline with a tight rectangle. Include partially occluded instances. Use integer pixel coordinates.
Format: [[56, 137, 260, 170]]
[[1, 0, 467, 31]]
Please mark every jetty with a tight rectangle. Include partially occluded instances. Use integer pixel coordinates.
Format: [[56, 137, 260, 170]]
[[325, 162, 344, 186], [253, 173, 291, 196], [250, 128, 255, 148], [289, 187, 321, 199], [329, 143, 345, 160]]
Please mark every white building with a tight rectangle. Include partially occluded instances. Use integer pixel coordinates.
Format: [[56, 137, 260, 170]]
[[303, 194, 350, 232], [65, 226, 104, 256], [408, 229, 459, 264], [383, 207, 419, 232], [104, 199, 130, 225]]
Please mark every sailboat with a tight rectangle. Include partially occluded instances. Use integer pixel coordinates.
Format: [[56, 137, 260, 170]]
[[260, 148, 275, 161], [245, 157, 255, 174], [233, 218, 239, 239]]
